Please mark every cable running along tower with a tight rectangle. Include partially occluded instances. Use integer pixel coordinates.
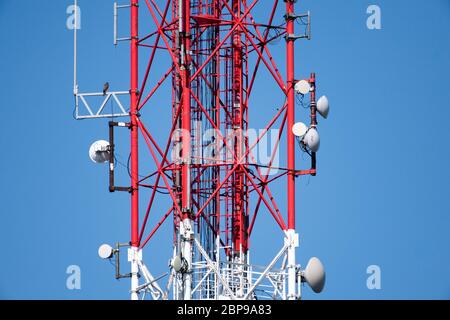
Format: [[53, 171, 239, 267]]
[[73, 0, 330, 300]]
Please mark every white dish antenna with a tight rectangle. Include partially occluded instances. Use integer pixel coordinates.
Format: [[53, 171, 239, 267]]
[[294, 80, 311, 95], [317, 95, 330, 119], [171, 255, 188, 273], [304, 128, 320, 152], [302, 257, 326, 293], [89, 140, 111, 164], [292, 122, 308, 138], [98, 244, 114, 260]]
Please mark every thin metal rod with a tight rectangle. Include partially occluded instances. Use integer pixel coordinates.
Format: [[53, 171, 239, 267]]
[[114, 2, 118, 46], [73, 0, 78, 95]]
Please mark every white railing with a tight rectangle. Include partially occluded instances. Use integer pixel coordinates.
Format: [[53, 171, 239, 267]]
[[75, 90, 130, 120]]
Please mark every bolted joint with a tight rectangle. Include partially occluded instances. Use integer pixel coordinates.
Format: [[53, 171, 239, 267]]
[[127, 247, 142, 263], [129, 110, 141, 119], [180, 218, 194, 241], [182, 207, 191, 214], [284, 231, 300, 248], [182, 207, 194, 220], [129, 88, 140, 96], [179, 31, 192, 39]]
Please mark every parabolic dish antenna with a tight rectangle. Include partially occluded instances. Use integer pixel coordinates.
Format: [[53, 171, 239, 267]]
[[98, 244, 114, 260], [294, 80, 311, 95], [317, 95, 330, 119], [304, 128, 320, 152], [292, 122, 308, 138], [89, 140, 110, 164], [303, 257, 326, 293]]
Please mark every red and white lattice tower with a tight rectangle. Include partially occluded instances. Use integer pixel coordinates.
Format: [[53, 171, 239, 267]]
[[74, 0, 326, 300]]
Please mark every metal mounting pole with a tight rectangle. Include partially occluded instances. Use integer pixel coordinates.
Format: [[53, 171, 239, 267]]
[[310, 73, 317, 176]]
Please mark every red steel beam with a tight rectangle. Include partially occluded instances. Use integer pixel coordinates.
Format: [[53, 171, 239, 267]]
[[130, 0, 139, 247], [286, 0, 296, 231]]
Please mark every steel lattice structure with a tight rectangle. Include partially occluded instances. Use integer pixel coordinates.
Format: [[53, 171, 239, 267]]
[[74, 0, 325, 300]]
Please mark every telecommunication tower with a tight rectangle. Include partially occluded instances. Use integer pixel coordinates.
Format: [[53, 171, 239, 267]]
[[73, 0, 330, 300]]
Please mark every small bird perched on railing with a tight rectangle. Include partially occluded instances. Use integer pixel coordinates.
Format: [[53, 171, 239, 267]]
[[103, 82, 110, 96]]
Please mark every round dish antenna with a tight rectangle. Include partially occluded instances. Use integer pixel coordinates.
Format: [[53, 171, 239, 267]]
[[295, 80, 311, 95], [304, 128, 320, 152], [98, 244, 114, 260], [89, 140, 110, 164], [292, 122, 308, 138], [171, 255, 188, 273]]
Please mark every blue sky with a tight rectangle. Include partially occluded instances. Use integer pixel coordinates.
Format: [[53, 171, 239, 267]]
[[0, 0, 449, 300]]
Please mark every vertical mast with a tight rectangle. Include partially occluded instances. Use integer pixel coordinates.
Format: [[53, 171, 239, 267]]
[[232, 0, 246, 259], [130, 0, 140, 301], [286, 0, 298, 300], [180, 0, 193, 300]]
